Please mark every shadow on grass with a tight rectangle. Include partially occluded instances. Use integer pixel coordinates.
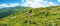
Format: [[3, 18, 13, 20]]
[[0, 12, 12, 19]]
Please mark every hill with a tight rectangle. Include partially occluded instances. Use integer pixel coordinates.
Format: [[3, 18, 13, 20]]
[[0, 6, 60, 26], [0, 6, 29, 18]]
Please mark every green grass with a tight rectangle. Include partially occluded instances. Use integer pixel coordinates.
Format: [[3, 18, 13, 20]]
[[0, 6, 60, 26]]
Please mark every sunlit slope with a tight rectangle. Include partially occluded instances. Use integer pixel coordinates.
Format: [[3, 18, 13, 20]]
[[0, 6, 60, 26]]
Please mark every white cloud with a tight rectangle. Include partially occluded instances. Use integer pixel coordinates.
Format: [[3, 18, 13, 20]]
[[0, 4, 9, 7], [49, 2, 55, 6], [22, 0, 56, 8], [0, 3, 19, 8], [57, 0, 60, 2], [10, 3, 19, 7]]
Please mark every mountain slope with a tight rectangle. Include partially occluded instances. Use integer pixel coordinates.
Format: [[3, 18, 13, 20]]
[[0, 6, 29, 18], [0, 6, 60, 26]]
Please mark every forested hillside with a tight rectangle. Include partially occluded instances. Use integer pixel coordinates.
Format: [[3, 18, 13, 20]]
[[0, 6, 60, 26]]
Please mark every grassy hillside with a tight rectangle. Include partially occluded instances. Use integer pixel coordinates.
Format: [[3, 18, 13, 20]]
[[0, 6, 60, 26], [0, 6, 29, 18]]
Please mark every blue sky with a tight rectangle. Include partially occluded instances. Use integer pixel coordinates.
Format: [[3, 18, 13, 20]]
[[0, 0, 60, 8], [0, 0, 22, 4], [48, 0, 60, 5]]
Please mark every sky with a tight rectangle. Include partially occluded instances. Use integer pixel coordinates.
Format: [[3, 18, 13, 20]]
[[0, 0, 60, 8]]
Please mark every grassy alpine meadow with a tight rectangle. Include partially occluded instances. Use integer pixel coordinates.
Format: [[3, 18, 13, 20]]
[[0, 6, 60, 26]]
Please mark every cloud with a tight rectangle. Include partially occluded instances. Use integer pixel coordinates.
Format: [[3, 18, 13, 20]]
[[0, 3, 19, 8], [22, 0, 56, 8], [0, 4, 9, 7], [10, 3, 19, 7], [49, 2, 56, 6], [57, 0, 60, 2]]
